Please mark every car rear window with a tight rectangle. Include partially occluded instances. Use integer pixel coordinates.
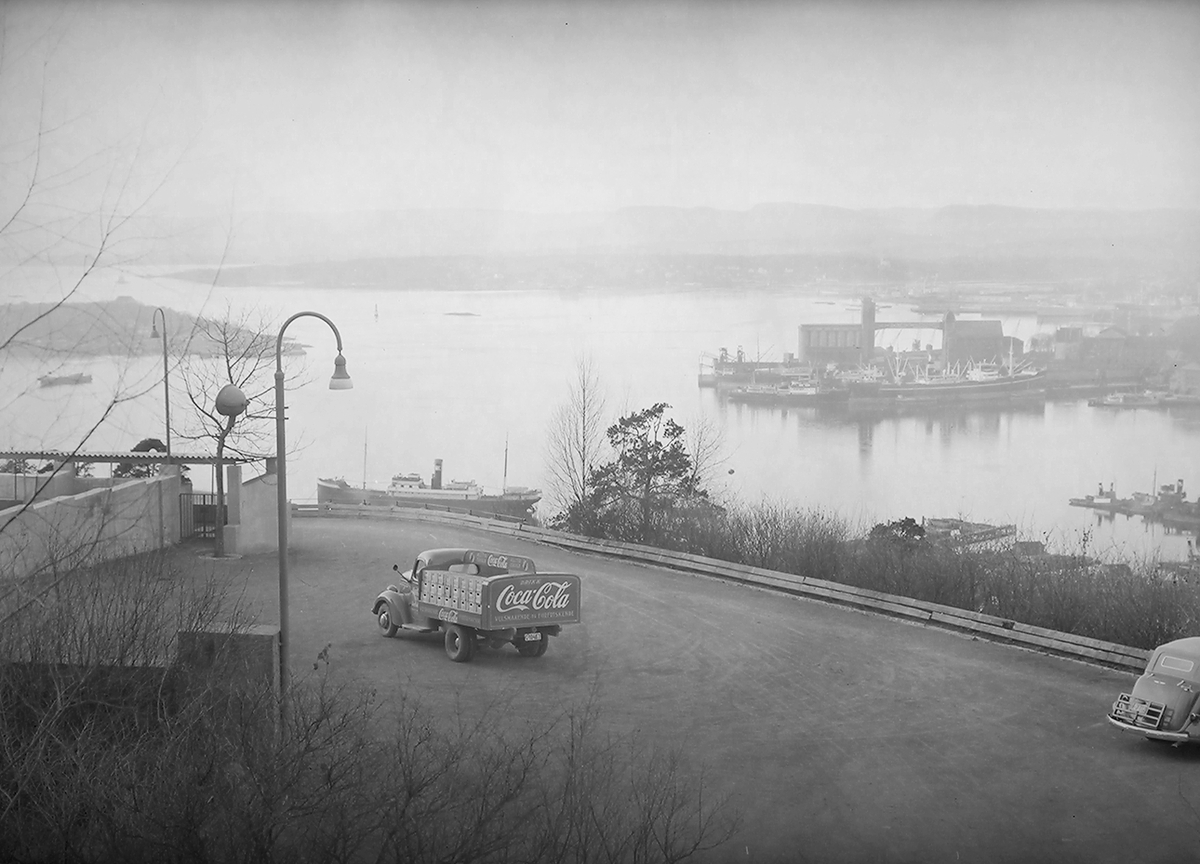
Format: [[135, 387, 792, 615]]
[[1158, 655, 1195, 674]]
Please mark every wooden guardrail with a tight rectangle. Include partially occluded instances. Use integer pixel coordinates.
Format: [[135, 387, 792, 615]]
[[293, 502, 1151, 672]]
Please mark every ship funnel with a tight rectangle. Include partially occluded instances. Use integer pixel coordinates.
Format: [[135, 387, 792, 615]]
[[432, 459, 443, 490]]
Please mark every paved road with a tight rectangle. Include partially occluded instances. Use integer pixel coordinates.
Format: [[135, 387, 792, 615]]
[[183, 518, 1200, 863]]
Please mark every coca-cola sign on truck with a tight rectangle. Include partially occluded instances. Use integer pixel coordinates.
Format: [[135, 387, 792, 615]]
[[488, 574, 581, 626]]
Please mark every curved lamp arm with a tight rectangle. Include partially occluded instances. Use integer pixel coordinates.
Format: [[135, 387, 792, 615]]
[[275, 311, 346, 371]]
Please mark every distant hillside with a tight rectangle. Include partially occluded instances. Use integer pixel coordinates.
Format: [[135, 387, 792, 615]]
[[150, 204, 1200, 266], [164, 249, 1190, 294], [11, 204, 1199, 283]]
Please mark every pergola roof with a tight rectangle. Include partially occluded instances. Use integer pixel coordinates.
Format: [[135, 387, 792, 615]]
[[0, 450, 268, 466]]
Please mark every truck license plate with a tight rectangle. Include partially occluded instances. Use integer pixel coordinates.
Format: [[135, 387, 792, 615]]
[[523, 632, 542, 642]]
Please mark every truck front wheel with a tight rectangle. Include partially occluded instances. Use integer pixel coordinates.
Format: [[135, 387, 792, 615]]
[[444, 625, 476, 662], [377, 607, 398, 638]]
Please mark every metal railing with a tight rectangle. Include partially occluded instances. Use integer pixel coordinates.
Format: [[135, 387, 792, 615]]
[[180, 493, 225, 539]]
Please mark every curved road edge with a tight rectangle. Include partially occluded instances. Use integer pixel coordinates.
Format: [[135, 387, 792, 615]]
[[294, 503, 1151, 673]]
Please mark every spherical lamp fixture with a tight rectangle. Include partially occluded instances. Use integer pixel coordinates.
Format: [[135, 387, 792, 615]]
[[215, 383, 249, 417]]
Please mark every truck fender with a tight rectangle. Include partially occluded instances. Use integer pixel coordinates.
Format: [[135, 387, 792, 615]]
[[373, 589, 414, 625]]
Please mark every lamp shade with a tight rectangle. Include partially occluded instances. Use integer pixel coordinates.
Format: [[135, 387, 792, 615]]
[[329, 353, 353, 390]]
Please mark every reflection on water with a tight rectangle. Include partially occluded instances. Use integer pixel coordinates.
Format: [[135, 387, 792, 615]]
[[703, 386, 1198, 562], [4, 276, 1199, 563]]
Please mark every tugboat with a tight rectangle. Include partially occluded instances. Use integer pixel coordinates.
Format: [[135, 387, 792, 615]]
[[1069, 483, 1128, 512], [1069, 478, 1200, 530], [1087, 390, 1168, 408]]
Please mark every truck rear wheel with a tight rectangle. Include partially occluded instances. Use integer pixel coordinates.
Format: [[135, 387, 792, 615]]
[[444, 625, 475, 662], [516, 634, 549, 657]]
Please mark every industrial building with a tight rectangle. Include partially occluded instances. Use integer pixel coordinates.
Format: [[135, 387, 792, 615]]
[[798, 299, 1017, 368]]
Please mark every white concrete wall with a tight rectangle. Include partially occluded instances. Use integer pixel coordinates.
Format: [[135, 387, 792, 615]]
[[0, 467, 181, 581], [238, 470, 287, 555]]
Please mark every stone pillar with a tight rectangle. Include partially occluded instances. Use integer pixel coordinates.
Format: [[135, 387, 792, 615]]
[[222, 463, 242, 555]]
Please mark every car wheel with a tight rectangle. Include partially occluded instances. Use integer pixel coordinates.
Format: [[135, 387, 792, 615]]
[[378, 607, 398, 638], [444, 625, 475, 662]]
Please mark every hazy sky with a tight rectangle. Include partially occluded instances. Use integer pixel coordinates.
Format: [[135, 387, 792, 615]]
[[5, 0, 1200, 215]]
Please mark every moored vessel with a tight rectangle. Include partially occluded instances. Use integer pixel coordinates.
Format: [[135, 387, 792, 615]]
[[726, 378, 849, 405], [38, 372, 93, 387], [1087, 390, 1168, 408], [317, 459, 541, 519], [1070, 479, 1200, 530], [848, 364, 1048, 405]]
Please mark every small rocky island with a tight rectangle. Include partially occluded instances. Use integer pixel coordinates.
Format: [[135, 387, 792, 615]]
[[0, 296, 306, 358]]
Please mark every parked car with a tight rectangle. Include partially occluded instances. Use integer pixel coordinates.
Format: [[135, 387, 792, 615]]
[[372, 547, 581, 662], [1108, 637, 1200, 743]]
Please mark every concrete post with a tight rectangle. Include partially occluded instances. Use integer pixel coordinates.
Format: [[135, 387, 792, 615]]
[[223, 463, 243, 555], [160, 464, 182, 545], [61, 459, 78, 495], [226, 464, 242, 523]]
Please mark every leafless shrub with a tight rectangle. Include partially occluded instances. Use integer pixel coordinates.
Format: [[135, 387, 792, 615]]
[[1, 553, 738, 864], [0, 550, 251, 860], [629, 497, 1200, 651], [529, 700, 738, 864]]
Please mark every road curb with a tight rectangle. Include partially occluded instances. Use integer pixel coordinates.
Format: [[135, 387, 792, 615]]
[[294, 502, 1151, 673]]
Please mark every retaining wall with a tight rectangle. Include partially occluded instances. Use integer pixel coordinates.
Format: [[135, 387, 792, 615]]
[[0, 469, 181, 580], [0, 471, 76, 503], [294, 501, 1152, 673]]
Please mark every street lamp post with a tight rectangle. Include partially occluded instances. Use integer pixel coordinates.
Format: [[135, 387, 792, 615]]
[[275, 312, 353, 699], [150, 308, 171, 549], [150, 309, 172, 459]]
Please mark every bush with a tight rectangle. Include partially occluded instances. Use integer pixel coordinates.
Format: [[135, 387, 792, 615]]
[[568, 495, 1200, 651]]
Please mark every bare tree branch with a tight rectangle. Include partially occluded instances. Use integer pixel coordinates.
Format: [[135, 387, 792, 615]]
[[544, 354, 608, 517]]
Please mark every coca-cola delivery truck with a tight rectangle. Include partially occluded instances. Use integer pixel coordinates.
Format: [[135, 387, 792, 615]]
[[372, 548, 581, 662]]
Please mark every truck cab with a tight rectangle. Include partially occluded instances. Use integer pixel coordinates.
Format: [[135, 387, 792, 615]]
[[372, 548, 581, 662]]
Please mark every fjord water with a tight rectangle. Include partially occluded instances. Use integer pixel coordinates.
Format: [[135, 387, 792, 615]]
[[7, 272, 1200, 563]]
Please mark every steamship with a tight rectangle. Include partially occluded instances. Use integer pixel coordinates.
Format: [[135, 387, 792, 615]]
[[316, 459, 541, 520]]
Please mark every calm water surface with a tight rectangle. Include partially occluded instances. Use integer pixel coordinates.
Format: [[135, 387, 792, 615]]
[[4, 271, 1198, 563]]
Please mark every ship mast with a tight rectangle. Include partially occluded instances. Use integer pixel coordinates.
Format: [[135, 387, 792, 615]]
[[503, 434, 509, 494], [363, 429, 368, 490]]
